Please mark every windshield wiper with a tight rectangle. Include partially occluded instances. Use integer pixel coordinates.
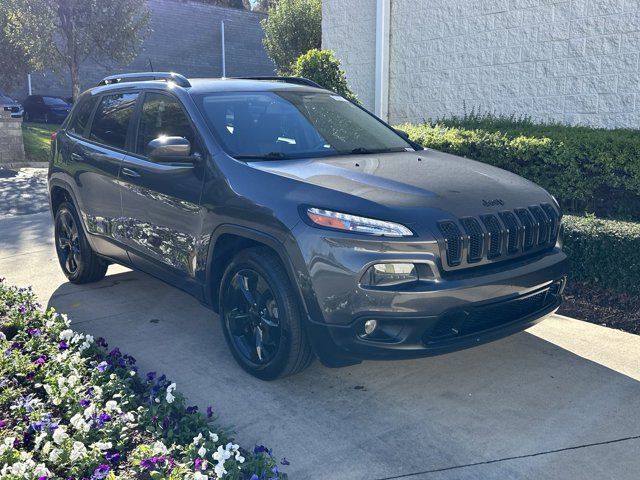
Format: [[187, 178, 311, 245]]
[[348, 147, 407, 155], [234, 152, 290, 160]]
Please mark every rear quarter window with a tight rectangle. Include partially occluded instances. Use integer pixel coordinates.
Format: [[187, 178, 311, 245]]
[[68, 97, 98, 137]]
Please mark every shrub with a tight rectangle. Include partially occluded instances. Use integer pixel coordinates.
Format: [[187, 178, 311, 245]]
[[261, 0, 321, 74], [563, 215, 640, 294], [398, 116, 640, 220], [0, 279, 285, 479], [291, 49, 358, 102]]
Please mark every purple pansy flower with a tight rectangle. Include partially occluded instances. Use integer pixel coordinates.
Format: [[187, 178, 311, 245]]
[[79, 399, 90, 408], [105, 451, 121, 463], [206, 406, 214, 418], [58, 341, 69, 351], [28, 328, 41, 337], [96, 361, 109, 372], [91, 465, 110, 480]]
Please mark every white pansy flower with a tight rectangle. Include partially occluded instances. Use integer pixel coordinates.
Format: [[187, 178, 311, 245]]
[[34, 432, 48, 450], [34, 463, 51, 477], [59, 329, 73, 341], [52, 427, 68, 445], [214, 462, 227, 478], [209, 432, 219, 443], [152, 440, 169, 455], [70, 441, 87, 462], [49, 448, 63, 462], [166, 383, 176, 404], [92, 441, 112, 451], [213, 445, 231, 462], [83, 404, 96, 419], [235, 451, 245, 463], [194, 472, 208, 480], [105, 400, 118, 412], [197, 445, 207, 457], [192, 433, 204, 445], [0, 331, 5, 340]]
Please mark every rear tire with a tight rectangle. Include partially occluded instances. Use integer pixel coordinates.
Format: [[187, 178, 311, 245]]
[[54, 201, 108, 284], [219, 247, 314, 380]]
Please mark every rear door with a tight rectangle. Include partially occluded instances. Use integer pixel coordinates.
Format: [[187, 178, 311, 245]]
[[67, 92, 139, 262], [119, 91, 206, 290]]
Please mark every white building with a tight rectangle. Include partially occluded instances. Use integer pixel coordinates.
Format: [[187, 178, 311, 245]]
[[322, 0, 640, 128]]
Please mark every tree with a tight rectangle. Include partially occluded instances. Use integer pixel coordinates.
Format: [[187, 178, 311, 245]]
[[292, 49, 358, 103], [261, 0, 320, 74], [1, 0, 150, 100], [0, 8, 33, 89]]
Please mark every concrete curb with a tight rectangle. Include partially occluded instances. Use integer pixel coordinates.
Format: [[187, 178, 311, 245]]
[[0, 162, 48, 169]]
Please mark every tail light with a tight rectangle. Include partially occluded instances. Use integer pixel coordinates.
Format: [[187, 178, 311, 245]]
[[50, 132, 57, 143]]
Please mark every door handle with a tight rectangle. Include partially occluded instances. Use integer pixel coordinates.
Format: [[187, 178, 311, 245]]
[[70, 153, 83, 162], [121, 167, 141, 178]]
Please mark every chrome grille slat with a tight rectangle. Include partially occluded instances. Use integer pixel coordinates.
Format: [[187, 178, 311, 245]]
[[480, 214, 503, 258], [439, 203, 561, 270], [498, 211, 522, 254], [460, 217, 484, 262]]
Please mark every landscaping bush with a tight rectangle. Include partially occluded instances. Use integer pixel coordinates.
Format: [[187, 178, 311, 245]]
[[261, 0, 321, 74], [0, 279, 285, 479], [291, 49, 358, 103], [398, 116, 640, 220], [563, 214, 640, 295]]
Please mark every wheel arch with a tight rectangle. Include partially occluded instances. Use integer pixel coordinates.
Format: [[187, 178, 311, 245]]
[[204, 225, 308, 317]]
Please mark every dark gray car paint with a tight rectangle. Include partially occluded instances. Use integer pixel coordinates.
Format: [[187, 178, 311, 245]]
[[49, 79, 568, 367]]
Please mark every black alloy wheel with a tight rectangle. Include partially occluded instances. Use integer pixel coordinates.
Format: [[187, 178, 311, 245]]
[[219, 247, 314, 380], [54, 201, 108, 284]]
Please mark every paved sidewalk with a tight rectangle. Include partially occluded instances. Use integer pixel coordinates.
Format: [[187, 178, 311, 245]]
[[1, 208, 639, 478], [0, 167, 48, 216]]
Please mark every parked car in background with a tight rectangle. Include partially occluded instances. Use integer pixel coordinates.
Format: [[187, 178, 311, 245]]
[[0, 91, 24, 118], [23, 95, 71, 123]]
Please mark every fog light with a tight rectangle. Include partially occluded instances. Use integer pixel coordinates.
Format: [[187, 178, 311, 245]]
[[362, 263, 418, 287], [364, 319, 378, 336]]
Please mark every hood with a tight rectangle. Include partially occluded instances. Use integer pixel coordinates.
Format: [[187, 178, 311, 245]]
[[248, 149, 552, 218]]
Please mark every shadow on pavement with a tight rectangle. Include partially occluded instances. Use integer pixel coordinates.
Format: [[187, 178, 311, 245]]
[[47, 269, 640, 480]]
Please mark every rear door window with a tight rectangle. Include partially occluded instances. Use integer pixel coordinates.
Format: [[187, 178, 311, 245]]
[[68, 97, 97, 137], [89, 93, 138, 150]]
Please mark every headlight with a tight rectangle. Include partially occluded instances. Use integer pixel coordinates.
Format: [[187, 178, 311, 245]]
[[306, 208, 413, 237]]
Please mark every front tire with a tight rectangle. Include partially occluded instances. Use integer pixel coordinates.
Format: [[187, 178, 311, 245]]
[[219, 247, 314, 380], [54, 201, 108, 284]]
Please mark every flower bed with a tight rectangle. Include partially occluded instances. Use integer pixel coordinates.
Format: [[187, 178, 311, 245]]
[[0, 279, 286, 479]]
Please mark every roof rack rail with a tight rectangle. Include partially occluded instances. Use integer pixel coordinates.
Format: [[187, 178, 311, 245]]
[[231, 76, 323, 89], [97, 72, 191, 88]]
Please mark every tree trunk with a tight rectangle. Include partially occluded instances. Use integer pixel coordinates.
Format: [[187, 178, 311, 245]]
[[70, 61, 80, 102]]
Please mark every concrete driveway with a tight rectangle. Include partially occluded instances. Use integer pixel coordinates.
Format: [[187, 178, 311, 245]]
[[1, 205, 640, 478]]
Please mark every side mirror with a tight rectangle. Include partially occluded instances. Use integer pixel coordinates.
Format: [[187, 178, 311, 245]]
[[147, 136, 192, 162]]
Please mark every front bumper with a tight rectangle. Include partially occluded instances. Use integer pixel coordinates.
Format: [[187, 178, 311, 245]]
[[292, 225, 569, 365]]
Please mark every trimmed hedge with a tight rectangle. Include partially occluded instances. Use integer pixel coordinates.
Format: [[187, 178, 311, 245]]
[[563, 214, 640, 294], [398, 117, 640, 220]]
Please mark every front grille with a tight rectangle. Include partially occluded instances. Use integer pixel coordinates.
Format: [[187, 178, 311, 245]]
[[438, 203, 561, 270]]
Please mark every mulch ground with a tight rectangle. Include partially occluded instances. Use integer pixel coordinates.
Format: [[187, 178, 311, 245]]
[[558, 281, 640, 335]]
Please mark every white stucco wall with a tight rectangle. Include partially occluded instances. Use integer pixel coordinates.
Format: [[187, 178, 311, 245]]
[[322, 0, 377, 110], [323, 0, 640, 128]]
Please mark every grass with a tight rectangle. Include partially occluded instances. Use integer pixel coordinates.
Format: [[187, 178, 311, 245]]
[[21, 122, 60, 163]]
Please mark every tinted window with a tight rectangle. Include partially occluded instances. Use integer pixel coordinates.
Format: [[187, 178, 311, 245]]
[[43, 96, 68, 106], [90, 93, 138, 150], [136, 93, 196, 157], [195, 91, 412, 160], [68, 97, 97, 137]]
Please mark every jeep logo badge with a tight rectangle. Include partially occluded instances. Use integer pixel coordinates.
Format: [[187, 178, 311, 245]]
[[482, 199, 504, 207]]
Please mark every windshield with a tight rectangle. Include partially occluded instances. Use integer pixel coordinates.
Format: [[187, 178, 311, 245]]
[[0, 94, 14, 104], [43, 96, 68, 106], [195, 91, 413, 160]]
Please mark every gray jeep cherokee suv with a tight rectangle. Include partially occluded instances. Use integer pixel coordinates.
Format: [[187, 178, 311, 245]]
[[48, 72, 568, 380]]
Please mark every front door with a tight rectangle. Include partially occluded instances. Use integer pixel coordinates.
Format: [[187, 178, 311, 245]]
[[119, 91, 206, 291]]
